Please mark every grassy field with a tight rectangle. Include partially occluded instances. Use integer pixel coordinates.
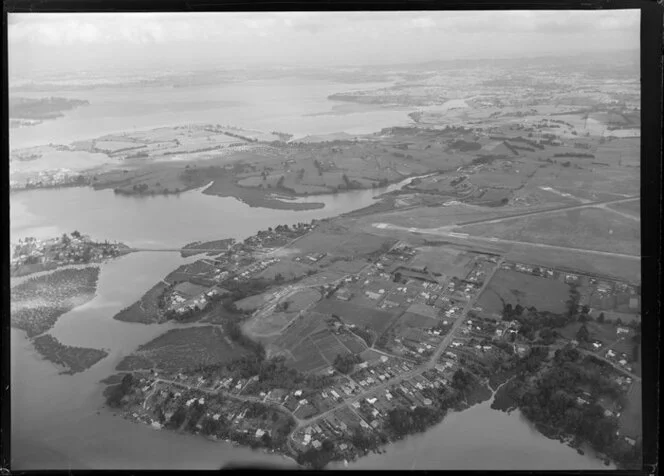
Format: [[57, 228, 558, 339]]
[[180, 238, 235, 257], [203, 172, 324, 211], [116, 326, 250, 371], [294, 227, 395, 259], [164, 260, 218, 284], [335, 233, 396, 256], [405, 302, 438, 319], [235, 292, 270, 311], [607, 200, 640, 217], [409, 246, 472, 278], [589, 309, 640, 324], [285, 288, 322, 311], [359, 348, 384, 363], [477, 270, 572, 314], [313, 299, 398, 336], [351, 202, 520, 229], [291, 230, 348, 255], [557, 321, 618, 345], [272, 311, 327, 351], [324, 258, 370, 274], [618, 381, 642, 440], [503, 246, 640, 283], [243, 311, 298, 337], [113, 281, 169, 324], [458, 207, 640, 255], [398, 311, 439, 329], [256, 260, 314, 281]]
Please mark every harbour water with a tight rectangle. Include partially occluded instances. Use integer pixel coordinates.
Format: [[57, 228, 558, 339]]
[[11, 175, 416, 248], [10, 78, 412, 150]]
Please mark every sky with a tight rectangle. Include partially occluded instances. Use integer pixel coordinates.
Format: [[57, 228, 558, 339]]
[[8, 10, 640, 77]]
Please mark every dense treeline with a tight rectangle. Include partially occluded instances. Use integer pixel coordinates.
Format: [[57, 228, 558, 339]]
[[553, 152, 595, 158], [333, 353, 363, 374], [105, 373, 135, 407], [512, 348, 641, 468], [192, 355, 333, 393]]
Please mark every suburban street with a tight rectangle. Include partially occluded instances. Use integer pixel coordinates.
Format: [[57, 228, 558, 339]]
[[293, 257, 505, 429]]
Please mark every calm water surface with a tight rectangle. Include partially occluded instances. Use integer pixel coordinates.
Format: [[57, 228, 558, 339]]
[[10, 178, 412, 247], [10, 79, 412, 150], [334, 397, 611, 470]]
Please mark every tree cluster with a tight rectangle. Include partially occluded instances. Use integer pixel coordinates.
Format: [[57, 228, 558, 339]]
[[332, 353, 363, 374]]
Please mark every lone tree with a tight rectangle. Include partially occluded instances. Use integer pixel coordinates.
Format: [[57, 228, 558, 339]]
[[576, 323, 590, 343], [598, 312, 605, 323]]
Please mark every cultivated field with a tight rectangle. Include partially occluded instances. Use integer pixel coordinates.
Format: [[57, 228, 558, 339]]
[[336, 332, 368, 354], [272, 311, 327, 351], [288, 337, 329, 373], [477, 270, 572, 315], [257, 260, 314, 281], [310, 328, 353, 362]]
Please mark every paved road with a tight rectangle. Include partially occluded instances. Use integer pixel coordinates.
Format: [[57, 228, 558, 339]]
[[425, 257, 504, 369], [454, 196, 639, 227], [151, 377, 303, 422]]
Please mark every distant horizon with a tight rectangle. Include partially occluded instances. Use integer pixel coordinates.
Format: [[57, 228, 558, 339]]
[[9, 47, 640, 82], [9, 11, 640, 78]]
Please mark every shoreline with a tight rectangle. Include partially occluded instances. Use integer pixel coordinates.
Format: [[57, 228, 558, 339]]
[[32, 334, 109, 375]]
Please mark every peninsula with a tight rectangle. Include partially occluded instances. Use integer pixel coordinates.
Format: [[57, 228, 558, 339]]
[[11, 231, 131, 277]]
